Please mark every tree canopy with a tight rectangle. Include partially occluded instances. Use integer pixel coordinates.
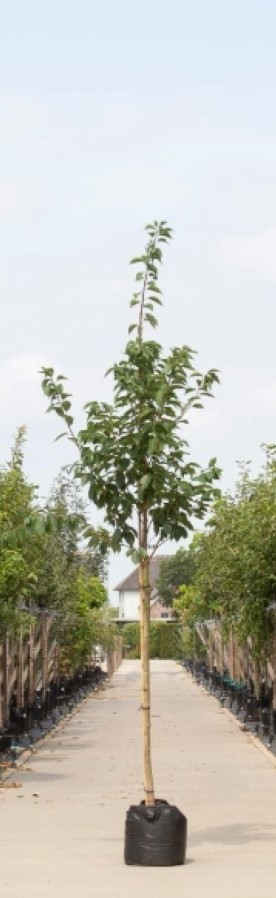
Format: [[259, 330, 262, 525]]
[[41, 222, 220, 559]]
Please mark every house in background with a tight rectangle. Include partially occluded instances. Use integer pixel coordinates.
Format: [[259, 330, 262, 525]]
[[115, 556, 173, 622]]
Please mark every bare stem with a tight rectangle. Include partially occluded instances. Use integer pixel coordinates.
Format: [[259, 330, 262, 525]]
[[138, 269, 147, 341], [139, 507, 155, 806]]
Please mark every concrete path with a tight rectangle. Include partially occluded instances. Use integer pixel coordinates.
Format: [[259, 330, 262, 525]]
[[1, 660, 276, 897]]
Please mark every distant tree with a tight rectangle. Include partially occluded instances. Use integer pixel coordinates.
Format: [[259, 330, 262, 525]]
[[0, 433, 110, 674], [58, 569, 109, 672], [30, 471, 110, 669], [0, 428, 37, 635], [157, 547, 197, 607], [32, 470, 107, 611], [193, 448, 276, 660]]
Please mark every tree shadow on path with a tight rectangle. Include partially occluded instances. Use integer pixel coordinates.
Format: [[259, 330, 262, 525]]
[[190, 822, 276, 847]]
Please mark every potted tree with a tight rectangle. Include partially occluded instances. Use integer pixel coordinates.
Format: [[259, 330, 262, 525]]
[[41, 221, 219, 865]]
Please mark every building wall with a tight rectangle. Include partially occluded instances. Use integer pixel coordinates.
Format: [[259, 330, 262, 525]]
[[150, 599, 173, 620], [119, 590, 140, 620], [118, 591, 172, 621]]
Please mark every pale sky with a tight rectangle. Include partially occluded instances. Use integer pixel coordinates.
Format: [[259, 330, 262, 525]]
[[1, 1, 276, 600]]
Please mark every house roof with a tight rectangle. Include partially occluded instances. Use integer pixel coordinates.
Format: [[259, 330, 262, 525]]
[[114, 555, 171, 592]]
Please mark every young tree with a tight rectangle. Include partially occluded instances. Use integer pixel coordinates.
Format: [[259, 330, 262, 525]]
[[157, 546, 197, 607], [41, 221, 220, 807], [0, 428, 38, 635], [57, 568, 109, 673], [194, 448, 276, 661], [32, 470, 107, 611]]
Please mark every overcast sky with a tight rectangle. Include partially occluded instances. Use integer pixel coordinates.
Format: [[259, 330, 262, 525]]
[[1, 1, 276, 599]]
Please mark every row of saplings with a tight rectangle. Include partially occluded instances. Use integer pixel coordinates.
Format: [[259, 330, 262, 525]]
[[0, 666, 106, 761]]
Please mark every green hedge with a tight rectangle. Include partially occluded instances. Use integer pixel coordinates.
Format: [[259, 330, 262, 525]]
[[119, 621, 184, 660]]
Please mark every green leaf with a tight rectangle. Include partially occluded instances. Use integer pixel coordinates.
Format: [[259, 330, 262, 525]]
[[148, 283, 162, 293], [145, 313, 158, 328], [148, 295, 162, 306], [128, 547, 147, 563], [54, 432, 68, 442]]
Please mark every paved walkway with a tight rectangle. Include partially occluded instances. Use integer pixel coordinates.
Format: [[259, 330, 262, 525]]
[[1, 660, 276, 897]]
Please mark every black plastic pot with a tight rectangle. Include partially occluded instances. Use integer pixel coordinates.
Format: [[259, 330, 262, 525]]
[[124, 799, 187, 866]]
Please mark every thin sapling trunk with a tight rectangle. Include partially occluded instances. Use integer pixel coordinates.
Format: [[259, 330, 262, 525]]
[[139, 507, 155, 806]]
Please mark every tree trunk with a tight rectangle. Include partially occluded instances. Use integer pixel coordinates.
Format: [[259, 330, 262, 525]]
[[17, 627, 24, 708], [139, 507, 155, 806], [220, 631, 224, 675], [254, 657, 260, 699], [208, 627, 213, 672], [230, 629, 235, 679], [3, 636, 10, 726], [41, 613, 48, 703], [0, 644, 3, 728], [273, 632, 276, 711], [28, 624, 35, 704]]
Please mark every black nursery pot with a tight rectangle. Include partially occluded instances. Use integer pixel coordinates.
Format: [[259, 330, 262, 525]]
[[124, 799, 187, 866]]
